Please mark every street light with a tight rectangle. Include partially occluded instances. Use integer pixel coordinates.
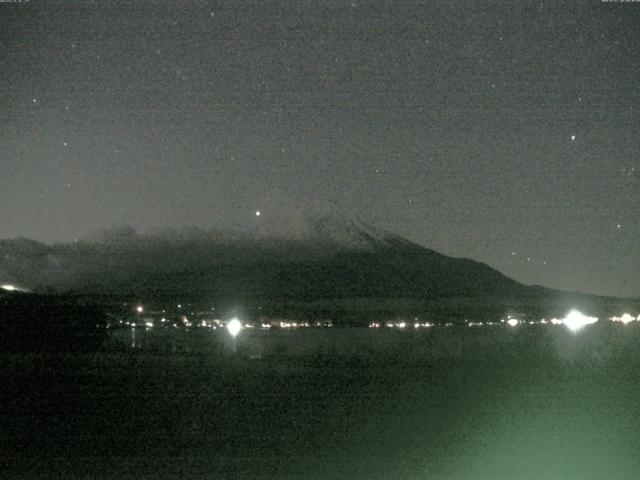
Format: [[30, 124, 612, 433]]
[[226, 318, 243, 338], [563, 309, 597, 332]]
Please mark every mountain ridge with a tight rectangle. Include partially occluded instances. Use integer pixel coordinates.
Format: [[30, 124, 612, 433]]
[[1, 216, 637, 321]]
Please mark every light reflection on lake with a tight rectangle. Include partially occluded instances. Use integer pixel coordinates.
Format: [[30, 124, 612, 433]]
[[108, 321, 640, 364], [7, 320, 640, 480]]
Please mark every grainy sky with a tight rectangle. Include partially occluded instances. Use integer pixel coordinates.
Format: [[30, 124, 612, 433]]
[[1, 1, 638, 296]]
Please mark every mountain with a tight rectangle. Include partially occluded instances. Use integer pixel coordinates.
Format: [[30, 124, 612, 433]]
[[1, 215, 637, 322]]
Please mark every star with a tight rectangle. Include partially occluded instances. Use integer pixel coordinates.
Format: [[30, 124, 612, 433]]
[[256, 211, 261, 216]]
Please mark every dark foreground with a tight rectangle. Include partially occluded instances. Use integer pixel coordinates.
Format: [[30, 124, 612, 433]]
[[2, 325, 640, 479]]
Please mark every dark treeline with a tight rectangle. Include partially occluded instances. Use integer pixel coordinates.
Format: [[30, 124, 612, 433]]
[[0, 293, 107, 352]]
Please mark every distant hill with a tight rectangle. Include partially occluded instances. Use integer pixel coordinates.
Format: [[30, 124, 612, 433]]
[[1, 214, 637, 322]]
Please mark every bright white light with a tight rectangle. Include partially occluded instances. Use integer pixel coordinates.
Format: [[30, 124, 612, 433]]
[[610, 313, 636, 325], [398, 322, 406, 329], [255, 211, 261, 216], [563, 309, 598, 332], [507, 318, 519, 327], [1, 284, 18, 291], [145, 321, 154, 328], [226, 318, 243, 338], [136, 305, 143, 313], [571, 135, 576, 141]]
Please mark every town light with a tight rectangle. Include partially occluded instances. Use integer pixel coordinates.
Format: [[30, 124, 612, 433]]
[[1, 284, 28, 292], [563, 309, 598, 332], [226, 318, 243, 338], [610, 313, 636, 325]]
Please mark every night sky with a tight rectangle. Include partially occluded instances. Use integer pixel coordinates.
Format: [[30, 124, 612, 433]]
[[1, 1, 638, 297]]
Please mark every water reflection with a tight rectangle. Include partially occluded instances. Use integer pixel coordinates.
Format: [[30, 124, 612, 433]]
[[104, 319, 640, 365]]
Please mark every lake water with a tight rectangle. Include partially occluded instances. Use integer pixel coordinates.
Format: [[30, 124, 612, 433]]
[[109, 321, 640, 363], [3, 322, 640, 479]]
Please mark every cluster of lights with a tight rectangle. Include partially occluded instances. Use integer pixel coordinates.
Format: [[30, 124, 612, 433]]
[[119, 303, 639, 336], [257, 320, 332, 329], [610, 313, 640, 325], [367, 310, 625, 333], [278, 321, 311, 329], [504, 310, 599, 332], [369, 321, 433, 329], [197, 318, 225, 329], [415, 322, 434, 328]]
